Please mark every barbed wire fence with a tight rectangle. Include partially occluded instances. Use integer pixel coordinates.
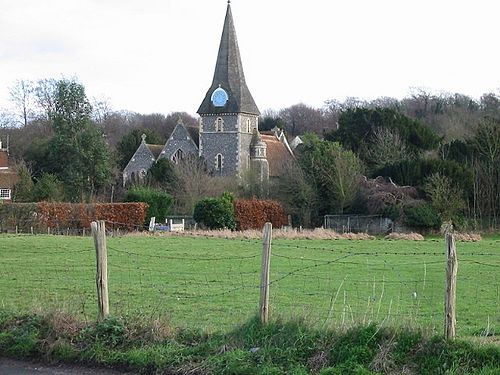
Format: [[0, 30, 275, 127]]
[[0, 220, 498, 337]]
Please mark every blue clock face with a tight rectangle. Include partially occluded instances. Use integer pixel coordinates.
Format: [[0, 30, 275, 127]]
[[211, 87, 228, 107]]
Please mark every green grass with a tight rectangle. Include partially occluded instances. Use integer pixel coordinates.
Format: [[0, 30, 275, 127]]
[[0, 234, 499, 337], [0, 313, 499, 374]]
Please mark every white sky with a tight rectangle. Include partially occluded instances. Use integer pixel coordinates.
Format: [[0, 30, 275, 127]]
[[1, 0, 499, 116]]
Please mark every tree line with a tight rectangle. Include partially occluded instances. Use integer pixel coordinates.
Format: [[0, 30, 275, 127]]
[[1, 78, 499, 230]]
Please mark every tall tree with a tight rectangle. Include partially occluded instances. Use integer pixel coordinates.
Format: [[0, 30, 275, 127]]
[[329, 107, 441, 170], [33, 78, 58, 121], [47, 79, 111, 201], [9, 79, 35, 127], [297, 134, 364, 218]]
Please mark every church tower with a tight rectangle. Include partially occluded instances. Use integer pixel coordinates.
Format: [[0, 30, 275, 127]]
[[197, 1, 260, 177]]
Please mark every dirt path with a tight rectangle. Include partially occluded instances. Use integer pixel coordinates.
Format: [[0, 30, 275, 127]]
[[0, 358, 136, 375]]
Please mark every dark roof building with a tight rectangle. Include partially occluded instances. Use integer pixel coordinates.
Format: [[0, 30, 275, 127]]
[[197, 3, 259, 116], [122, 2, 294, 188]]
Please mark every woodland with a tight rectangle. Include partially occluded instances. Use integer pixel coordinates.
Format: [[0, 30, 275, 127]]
[[1, 79, 499, 230]]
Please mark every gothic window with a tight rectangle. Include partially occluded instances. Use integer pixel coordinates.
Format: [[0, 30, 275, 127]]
[[215, 153, 223, 171], [215, 117, 224, 132], [172, 149, 184, 164], [246, 118, 251, 133]]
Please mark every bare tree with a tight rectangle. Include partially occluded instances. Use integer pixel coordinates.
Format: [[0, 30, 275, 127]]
[[279, 103, 331, 136], [91, 96, 113, 125], [9, 79, 35, 126], [33, 78, 58, 120], [169, 156, 237, 214], [365, 127, 408, 169], [472, 118, 500, 227]]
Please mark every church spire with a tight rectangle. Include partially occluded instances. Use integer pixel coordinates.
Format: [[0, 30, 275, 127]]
[[197, 2, 260, 115]]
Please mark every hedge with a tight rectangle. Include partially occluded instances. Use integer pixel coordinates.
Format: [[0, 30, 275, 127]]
[[124, 187, 173, 224], [234, 198, 288, 230], [193, 197, 236, 230], [0, 202, 148, 232]]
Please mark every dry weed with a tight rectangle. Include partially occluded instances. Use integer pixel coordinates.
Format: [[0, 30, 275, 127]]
[[307, 350, 329, 372], [370, 339, 397, 373], [126, 315, 175, 343], [45, 310, 85, 339], [384, 232, 425, 241], [134, 228, 376, 240], [454, 233, 482, 242]]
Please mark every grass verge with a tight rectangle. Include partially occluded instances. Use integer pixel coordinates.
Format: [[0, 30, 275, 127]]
[[0, 311, 499, 374]]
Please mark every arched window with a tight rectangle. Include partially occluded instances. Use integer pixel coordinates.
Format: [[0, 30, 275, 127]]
[[215, 153, 223, 171], [172, 149, 184, 164], [246, 118, 251, 133], [215, 117, 224, 132]]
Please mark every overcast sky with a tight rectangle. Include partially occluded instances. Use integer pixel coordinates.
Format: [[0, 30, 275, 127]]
[[1, 0, 499, 116]]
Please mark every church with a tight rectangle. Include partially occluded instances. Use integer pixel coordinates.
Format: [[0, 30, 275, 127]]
[[123, 1, 295, 187]]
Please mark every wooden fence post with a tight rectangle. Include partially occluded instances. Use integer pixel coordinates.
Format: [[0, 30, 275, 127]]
[[445, 231, 458, 340], [260, 222, 272, 324], [91, 220, 109, 321]]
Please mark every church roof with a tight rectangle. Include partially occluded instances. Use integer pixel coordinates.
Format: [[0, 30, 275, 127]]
[[197, 3, 260, 116], [146, 144, 164, 159], [261, 134, 294, 177]]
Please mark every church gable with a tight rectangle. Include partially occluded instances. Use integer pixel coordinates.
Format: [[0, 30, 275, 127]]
[[158, 121, 199, 164], [122, 136, 157, 185]]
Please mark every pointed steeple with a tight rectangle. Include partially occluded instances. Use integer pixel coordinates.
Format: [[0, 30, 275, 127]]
[[198, 2, 260, 115]]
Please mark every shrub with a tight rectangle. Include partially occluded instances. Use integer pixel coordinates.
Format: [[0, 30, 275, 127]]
[[403, 203, 441, 230], [125, 187, 172, 223], [193, 196, 236, 230], [32, 173, 65, 202], [373, 159, 473, 198], [234, 198, 288, 230], [36, 202, 148, 230]]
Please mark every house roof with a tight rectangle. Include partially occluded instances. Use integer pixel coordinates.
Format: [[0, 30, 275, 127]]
[[197, 3, 259, 116], [261, 134, 294, 177], [0, 171, 19, 188]]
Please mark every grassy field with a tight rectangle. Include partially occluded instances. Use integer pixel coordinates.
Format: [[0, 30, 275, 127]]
[[0, 233, 499, 337]]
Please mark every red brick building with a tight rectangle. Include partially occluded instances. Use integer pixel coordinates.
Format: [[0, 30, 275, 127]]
[[0, 139, 19, 203]]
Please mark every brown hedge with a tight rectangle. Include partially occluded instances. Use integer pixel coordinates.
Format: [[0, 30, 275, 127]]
[[12, 202, 149, 231], [234, 198, 288, 230]]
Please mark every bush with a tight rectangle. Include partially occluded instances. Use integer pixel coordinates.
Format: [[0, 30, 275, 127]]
[[36, 202, 148, 231], [193, 195, 236, 230], [404, 203, 441, 230], [373, 159, 473, 198], [125, 187, 172, 223], [234, 198, 288, 230], [32, 173, 65, 202]]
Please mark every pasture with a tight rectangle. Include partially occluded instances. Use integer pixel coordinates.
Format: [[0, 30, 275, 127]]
[[0, 233, 498, 337]]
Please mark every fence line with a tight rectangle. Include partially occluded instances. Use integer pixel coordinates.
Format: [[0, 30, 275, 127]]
[[1, 222, 498, 336]]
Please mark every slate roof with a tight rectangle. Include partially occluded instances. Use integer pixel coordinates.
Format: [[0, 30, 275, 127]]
[[261, 134, 294, 177], [123, 140, 156, 176], [158, 120, 199, 160], [197, 3, 260, 115]]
